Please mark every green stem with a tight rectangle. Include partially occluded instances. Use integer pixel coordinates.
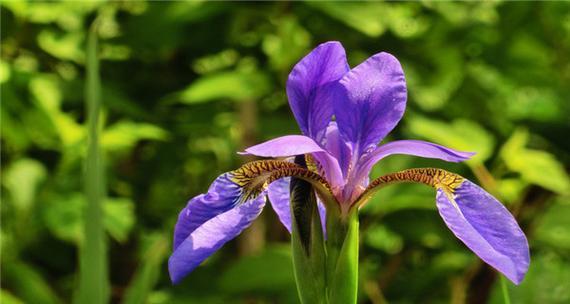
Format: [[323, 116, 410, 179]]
[[326, 208, 359, 304], [500, 276, 511, 304], [290, 160, 327, 304], [76, 23, 109, 304]]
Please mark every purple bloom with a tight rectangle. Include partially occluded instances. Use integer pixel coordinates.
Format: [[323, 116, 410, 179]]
[[169, 42, 529, 285]]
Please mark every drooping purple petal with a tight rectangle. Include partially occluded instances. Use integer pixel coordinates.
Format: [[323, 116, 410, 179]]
[[241, 135, 345, 190], [267, 177, 327, 235], [334, 52, 407, 157], [173, 173, 242, 250], [354, 140, 475, 186], [169, 195, 266, 284], [436, 180, 530, 284], [287, 41, 349, 142]]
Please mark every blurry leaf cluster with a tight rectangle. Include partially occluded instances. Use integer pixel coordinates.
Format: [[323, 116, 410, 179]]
[[2, 1, 569, 303]]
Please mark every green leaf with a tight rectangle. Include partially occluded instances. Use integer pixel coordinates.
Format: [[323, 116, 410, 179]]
[[364, 224, 403, 254], [307, 2, 387, 37], [43, 193, 84, 243], [219, 245, 296, 295], [103, 198, 136, 243], [43, 193, 136, 244], [2, 261, 62, 304], [102, 120, 168, 153], [500, 129, 570, 194], [122, 234, 169, 304], [496, 178, 528, 203], [29, 75, 84, 146], [326, 210, 359, 304], [0, 290, 25, 304], [3, 158, 46, 212], [407, 48, 464, 111], [175, 70, 271, 104], [37, 30, 85, 63], [534, 203, 570, 250], [406, 116, 495, 165], [262, 16, 311, 71], [76, 26, 109, 304], [0, 58, 11, 83], [362, 183, 436, 215], [289, 156, 327, 304], [489, 253, 570, 304]]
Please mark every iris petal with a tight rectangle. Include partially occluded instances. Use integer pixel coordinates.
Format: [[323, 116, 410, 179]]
[[323, 122, 352, 177], [242, 135, 327, 158], [436, 180, 530, 284], [354, 140, 474, 185], [360, 168, 529, 284], [173, 173, 242, 250], [171, 159, 336, 283], [287, 41, 349, 142], [267, 177, 327, 234], [334, 52, 407, 157], [267, 177, 293, 232], [242, 135, 345, 190], [169, 195, 266, 284]]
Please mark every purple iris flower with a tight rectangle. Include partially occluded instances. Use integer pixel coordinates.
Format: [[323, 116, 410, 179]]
[[169, 41, 529, 285]]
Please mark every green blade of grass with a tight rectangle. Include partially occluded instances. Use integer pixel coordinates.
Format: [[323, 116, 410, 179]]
[[75, 23, 110, 304], [121, 234, 169, 304], [500, 275, 511, 304]]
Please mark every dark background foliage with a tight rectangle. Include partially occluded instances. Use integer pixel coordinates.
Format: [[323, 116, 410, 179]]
[[2, 2, 569, 304]]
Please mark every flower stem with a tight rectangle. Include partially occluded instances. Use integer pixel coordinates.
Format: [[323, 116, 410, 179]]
[[500, 275, 511, 304], [326, 208, 359, 304]]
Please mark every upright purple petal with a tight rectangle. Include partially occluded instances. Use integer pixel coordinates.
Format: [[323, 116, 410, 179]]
[[287, 41, 349, 142], [436, 180, 530, 284], [267, 177, 327, 235], [267, 177, 293, 233], [354, 140, 475, 186], [241, 135, 345, 190], [173, 173, 242, 250], [334, 52, 407, 156], [169, 195, 266, 284], [323, 122, 352, 177]]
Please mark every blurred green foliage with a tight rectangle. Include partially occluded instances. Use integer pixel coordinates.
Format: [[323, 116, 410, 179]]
[[2, 1, 570, 303]]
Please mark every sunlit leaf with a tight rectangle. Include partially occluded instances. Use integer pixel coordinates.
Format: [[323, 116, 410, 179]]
[[37, 30, 85, 63], [29, 75, 84, 146], [307, 2, 387, 37], [192, 49, 240, 74], [0, 59, 11, 83], [496, 178, 528, 203], [500, 129, 570, 194], [406, 116, 495, 165], [103, 198, 136, 243], [0, 290, 25, 304], [262, 16, 311, 70], [3, 158, 46, 212], [175, 70, 271, 104], [364, 224, 403, 254], [102, 121, 168, 153], [43, 193, 136, 244]]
